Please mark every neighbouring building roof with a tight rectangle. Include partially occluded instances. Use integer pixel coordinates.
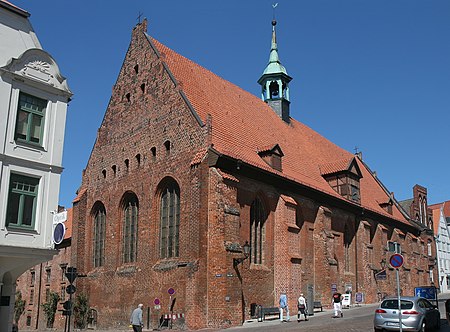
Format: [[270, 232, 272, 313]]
[[145, 31, 411, 226], [0, 0, 29, 17], [430, 201, 450, 235], [399, 198, 414, 214]]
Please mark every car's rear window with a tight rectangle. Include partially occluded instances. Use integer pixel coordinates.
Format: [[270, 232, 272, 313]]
[[381, 300, 414, 310]]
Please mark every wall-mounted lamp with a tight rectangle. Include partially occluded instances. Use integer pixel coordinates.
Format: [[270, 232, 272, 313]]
[[233, 241, 250, 267]]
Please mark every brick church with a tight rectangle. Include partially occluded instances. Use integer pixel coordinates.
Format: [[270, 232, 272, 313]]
[[71, 19, 436, 329]]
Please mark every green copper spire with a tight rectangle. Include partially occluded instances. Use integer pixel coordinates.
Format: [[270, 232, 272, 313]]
[[258, 18, 292, 123], [263, 19, 288, 76]]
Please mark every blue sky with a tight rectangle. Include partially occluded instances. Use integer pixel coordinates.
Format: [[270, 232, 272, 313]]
[[13, 0, 450, 207]]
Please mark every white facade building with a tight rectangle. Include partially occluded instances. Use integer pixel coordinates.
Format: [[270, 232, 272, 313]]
[[430, 202, 450, 293], [0, 1, 71, 331]]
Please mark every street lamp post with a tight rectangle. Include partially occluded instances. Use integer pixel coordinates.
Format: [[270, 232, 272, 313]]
[[233, 241, 251, 267]]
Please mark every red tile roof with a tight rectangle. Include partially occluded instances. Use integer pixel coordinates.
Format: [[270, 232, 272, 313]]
[[280, 194, 297, 206], [190, 148, 208, 166], [431, 206, 441, 236], [429, 202, 450, 235], [217, 169, 239, 183], [148, 35, 410, 226], [319, 158, 353, 176], [72, 188, 87, 203]]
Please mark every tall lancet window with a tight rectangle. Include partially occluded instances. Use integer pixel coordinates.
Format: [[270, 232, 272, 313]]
[[122, 192, 138, 263], [160, 180, 180, 259], [92, 202, 106, 267], [250, 198, 267, 265]]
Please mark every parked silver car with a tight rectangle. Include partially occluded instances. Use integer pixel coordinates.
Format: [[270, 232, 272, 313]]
[[374, 296, 440, 331]]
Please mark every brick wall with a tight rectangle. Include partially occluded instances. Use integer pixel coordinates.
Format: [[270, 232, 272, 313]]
[[15, 245, 72, 330]]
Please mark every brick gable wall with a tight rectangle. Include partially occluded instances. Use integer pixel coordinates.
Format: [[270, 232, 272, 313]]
[[72, 20, 210, 330]]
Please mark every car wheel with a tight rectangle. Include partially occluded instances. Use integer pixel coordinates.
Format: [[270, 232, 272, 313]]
[[419, 320, 426, 332], [436, 317, 441, 330]]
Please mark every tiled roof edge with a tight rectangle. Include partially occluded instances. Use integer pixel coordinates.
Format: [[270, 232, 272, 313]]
[[144, 33, 204, 127], [356, 157, 412, 223], [217, 169, 239, 183], [72, 188, 87, 203]]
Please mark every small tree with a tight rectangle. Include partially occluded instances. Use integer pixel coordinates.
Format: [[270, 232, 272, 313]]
[[14, 291, 26, 324], [73, 293, 89, 329], [42, 291, 60, 328]]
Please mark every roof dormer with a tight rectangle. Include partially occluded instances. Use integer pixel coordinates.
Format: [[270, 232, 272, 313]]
[[320, 157, 362, 203], [379, 194, 395, 215], [257, 144, 284, 172]]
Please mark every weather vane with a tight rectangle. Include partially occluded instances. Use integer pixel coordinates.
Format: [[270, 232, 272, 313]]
[[272, 3, 278, 20], [137, 11, 143, 24]]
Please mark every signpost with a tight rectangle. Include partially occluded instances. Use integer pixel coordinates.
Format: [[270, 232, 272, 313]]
[[390, 254, 404, 332], [355, 292, 364, 306], [168, 288, 175, 329], [415, 286, 438, 307]]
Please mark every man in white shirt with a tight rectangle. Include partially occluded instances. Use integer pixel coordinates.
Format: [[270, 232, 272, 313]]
[[297, 293, 308, 321]]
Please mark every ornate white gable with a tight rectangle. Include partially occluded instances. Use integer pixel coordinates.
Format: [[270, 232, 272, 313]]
[[1, 48, 71, 94]]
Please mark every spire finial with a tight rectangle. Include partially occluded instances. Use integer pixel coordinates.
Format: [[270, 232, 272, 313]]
[[137, 11, 143, 24], [272, 3, 278, 21]]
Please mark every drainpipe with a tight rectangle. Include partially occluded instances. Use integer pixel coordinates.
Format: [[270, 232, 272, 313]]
[[355, 220, 358, 293], [35, 263, 43, 329]]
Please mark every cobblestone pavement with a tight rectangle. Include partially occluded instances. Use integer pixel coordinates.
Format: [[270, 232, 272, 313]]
[[18, 293, 450, 332]]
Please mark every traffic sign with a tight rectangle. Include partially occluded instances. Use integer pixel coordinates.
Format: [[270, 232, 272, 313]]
[[154, 298, 160, 305], [375, 269, 387, 280], [65, 267, 78, 283], [414, 286, 437, 300], [52, 222, 66, 244], [66, 285, 76, 294], [389, 253, 404, 269], [168, 288, 175, 295]]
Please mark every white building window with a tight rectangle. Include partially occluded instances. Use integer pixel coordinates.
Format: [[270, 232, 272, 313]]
[[6, 174, 39, 229], [15, 92, 47, 146]]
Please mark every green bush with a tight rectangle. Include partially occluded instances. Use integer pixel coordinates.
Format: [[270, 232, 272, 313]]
[[41, 291, 60, 328], [14, 291, 26, 323], [73, 293, 89, 329]]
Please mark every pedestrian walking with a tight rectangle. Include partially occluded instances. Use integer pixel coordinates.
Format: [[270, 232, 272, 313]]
[[130, 303, 144, 332], [279, 292, 290, 322], [332, 292, 343, 318], [297, 293, 308, 321]]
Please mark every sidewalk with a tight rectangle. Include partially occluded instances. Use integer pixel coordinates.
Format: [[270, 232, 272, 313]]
[[227, 301, 379, 330]]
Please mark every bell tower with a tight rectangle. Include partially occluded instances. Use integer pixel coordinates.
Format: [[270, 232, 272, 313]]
[[257, 19, 292, 123]]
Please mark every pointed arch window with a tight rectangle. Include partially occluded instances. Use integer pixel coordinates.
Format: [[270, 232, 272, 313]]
[[159, 180, 180, 259], [419, 196, 424, 224], [92, 202, 106, 267], [422, 198, 428, 226], [344, 225, 351, 272], [122, 193, 138, 263], [250, 198, 267, 265]]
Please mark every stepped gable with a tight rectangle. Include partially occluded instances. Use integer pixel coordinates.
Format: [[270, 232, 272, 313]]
[[145, 34, 409, 225]]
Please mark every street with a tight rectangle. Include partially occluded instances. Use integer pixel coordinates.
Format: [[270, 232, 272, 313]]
[[221, 296, 450, 332], [19, 296, 450, 332]]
